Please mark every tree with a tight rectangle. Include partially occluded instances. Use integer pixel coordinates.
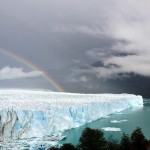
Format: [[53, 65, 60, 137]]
[[131, 127, 147, 150], [78, 127, 107, 150], [49, 147, 60, 150], [120, 133, 131, 150], [61, 143, 77, 150], [107, 135, 120, 150]]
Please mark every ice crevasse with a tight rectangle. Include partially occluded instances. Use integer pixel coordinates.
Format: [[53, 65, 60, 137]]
[[0, 90, 143, 141]]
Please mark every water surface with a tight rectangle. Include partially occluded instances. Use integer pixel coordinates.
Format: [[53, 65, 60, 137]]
[[61, 99, 150, 145]]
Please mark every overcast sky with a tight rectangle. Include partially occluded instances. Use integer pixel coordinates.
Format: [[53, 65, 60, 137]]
[[0, 0, 150, 97]]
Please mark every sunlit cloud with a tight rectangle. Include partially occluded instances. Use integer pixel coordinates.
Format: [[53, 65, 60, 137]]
[[0, 66, 43, 80]]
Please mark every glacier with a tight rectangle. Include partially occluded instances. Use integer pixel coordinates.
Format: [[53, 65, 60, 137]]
[[0, 89, 143, 148]]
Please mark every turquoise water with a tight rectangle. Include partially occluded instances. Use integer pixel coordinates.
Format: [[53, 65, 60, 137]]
[[61, 99, 150, 145]]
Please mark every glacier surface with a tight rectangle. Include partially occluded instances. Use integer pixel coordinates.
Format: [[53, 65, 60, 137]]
[[0, 89, 143, 143]]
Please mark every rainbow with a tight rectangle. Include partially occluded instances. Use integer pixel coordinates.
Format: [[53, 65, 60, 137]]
[[0, 48, 65, 92]]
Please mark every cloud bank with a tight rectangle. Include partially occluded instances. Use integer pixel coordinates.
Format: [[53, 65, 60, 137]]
[[0, 66, 43, 80], [1, 0, 150, 93], [99, 0, 150, 78], [65, 0, 150, 79]]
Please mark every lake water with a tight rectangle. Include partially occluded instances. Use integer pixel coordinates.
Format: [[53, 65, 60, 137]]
[[61, 99, 150, 145]]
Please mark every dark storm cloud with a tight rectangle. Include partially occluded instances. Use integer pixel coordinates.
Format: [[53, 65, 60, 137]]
[[0, 0, 150, 96], [0, 1, 110, 67]]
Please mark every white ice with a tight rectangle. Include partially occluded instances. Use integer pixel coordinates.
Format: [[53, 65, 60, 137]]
[[0, 89, 143, 142], [110, 120, 127, 123], [102, 127, 121, 132]]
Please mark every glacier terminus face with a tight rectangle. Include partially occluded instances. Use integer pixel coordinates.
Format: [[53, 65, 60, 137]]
[[0, 89, 143, 149]]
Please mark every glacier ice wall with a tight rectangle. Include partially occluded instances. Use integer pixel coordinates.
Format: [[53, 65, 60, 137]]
[[0, 90, 143, 141]]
